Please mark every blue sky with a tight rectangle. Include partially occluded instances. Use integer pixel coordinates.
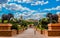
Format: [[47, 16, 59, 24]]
[[0, 0, 60, 20]]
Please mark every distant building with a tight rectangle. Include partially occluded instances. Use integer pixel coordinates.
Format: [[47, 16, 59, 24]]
[[26, 19, 38, 22]]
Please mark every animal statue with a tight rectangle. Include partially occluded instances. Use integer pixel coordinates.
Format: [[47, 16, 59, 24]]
[[52, 14, 58, 23], [2, 13, 14, 23], [46, 13, 58, 23]]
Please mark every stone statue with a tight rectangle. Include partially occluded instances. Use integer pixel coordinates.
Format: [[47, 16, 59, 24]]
[[2, 13, 14, 23], [47, 13, 58, 23]]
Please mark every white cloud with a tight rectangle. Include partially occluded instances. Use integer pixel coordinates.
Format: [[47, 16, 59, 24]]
[[0, 4, 3, 11], [31, 1, 48, 5], [0, 3, 31, 18], [44, 6, 60, 11], [2, 3, 38, 19], [23, 12, 32, 16], [2, 3, 31, 12], [8, 0, 14, 2], [2, 3, 46, 19], [14, 0, 17, 1], [12, 0, 48, 5], [14, 12, 21, 18], [21, 10, 36, 16], [23, 0, 32, 3], [26, 13, 46, 20], [17, 0, 22, 3], [15, 11, 46, 20], [0, 0, 47, 20], [56, 0, 60, 1], [8, 0, 11, 2], [12, 0, 32, 3], [0, 4, 1, 8]]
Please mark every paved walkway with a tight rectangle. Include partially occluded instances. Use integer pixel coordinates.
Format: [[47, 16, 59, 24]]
[[15, 28, 46, 38], [0, 28, 60, 38]]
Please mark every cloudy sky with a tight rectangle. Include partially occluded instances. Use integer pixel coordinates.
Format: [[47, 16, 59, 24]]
[[0, 0, 60, 20]]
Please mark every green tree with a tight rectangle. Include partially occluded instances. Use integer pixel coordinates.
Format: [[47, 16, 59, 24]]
[[20, 20, 28, 28], [39, 18, 49, 29]]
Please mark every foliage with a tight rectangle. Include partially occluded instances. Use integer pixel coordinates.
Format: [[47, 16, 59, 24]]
[[9, 18, 28, 30], [4, 20, 8, 23], [0, 19, 8, 23], [39, 13, 58, 29], [11, 23, 19, 30], [9, 18, 21, 30], [39, 18, 49, 29], [20, 20, 28, 27], [27, 22, 34, 25], [0, 19, 2, 23]]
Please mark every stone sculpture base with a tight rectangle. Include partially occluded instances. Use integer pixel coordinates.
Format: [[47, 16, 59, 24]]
[[44, 23, 60, 36], [0, 23, 17, 36]]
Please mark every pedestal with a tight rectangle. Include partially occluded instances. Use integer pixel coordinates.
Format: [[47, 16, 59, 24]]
[[0, 23, 17, 36], [0, 23, 12, 30], [47, 23, 60, 36], [48, 23, 60, 30]]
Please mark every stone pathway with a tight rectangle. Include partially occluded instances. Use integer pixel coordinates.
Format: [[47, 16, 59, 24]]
[[15, 28, 46, 38], [0, 28, 60, 38]]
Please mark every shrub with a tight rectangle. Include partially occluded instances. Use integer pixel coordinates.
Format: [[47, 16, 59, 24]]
[[0, 19, 2, 23], [39, 18, 49, 29], [20, 20, 28, 27], [11, 23, 19, 30], [4, 20, 8, 23]]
